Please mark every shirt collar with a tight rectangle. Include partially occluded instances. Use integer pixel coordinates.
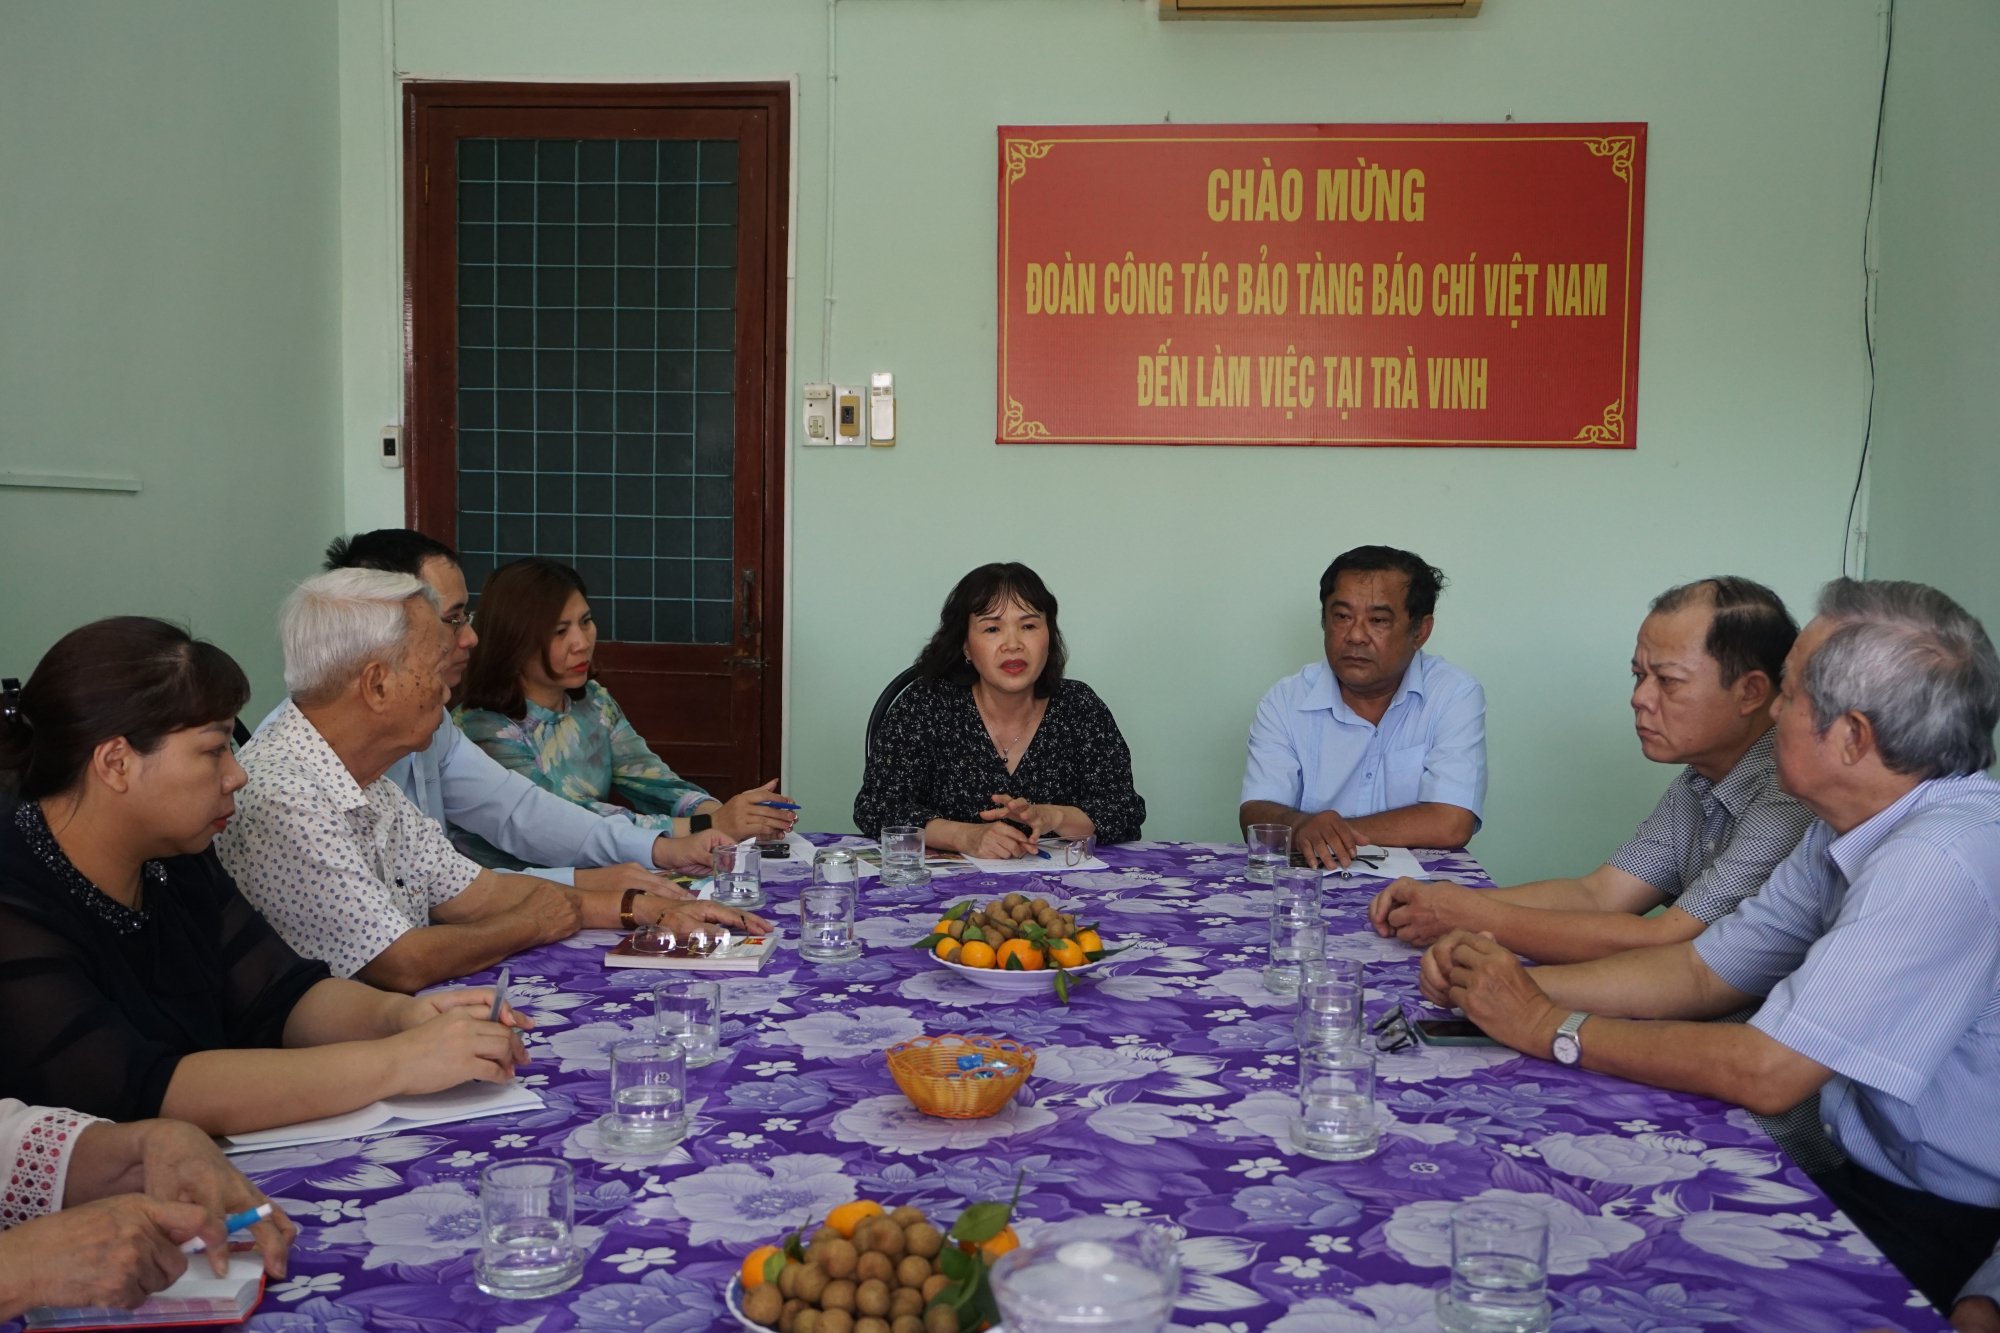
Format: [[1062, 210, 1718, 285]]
[[1301, 652, 1427, 721], [267, 699, 370, 815], [1699, 727, 1779, 817], [1824, 772, 1994, 883]]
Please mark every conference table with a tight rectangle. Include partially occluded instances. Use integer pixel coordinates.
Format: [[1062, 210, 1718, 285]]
[[228, 839, 1944, 1332]]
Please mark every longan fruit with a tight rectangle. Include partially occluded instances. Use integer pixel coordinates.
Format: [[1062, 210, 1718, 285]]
[[779, 1263, 802, 1298], [821, 1238, 859, 1280], [888, 1205, 925, 1227], [818, 1311, 853, 1333], [822, 1279, 857, 1314], [920, 1274, 951, 1301], [855, 1279, 890, 1318], [903, 1222, 944, 1259], [780, 1298, 804, 1333], [924, 1305, 960, 1333], [895, 1254, 931, 1288], [889, 1287, 924, 1319], [856, 1250, 894, 1284], [868, 1221, 905, 1259], [794, 1264, 830, 1306], [892, 1318, 924, 1333], [855, 1319, 890, 1333], [792, 1310, 819, 1333], [744, 1283, 784, 1327], [1003, 892, 1024, 907]]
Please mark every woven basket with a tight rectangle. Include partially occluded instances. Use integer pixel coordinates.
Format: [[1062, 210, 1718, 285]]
[[885, 1034, 1036, 1120]]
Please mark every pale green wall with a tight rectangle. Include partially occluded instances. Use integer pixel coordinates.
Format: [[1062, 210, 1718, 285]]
[[1866, 0, 2000, 636], [330, 0, 1891, 883], [0, 1, 343, 724]]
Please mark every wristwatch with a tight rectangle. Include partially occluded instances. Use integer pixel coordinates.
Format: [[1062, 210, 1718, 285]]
[[1551, 1011, 1589, 1066], [619, 887, 645, 931], [688, 813, 713, 834]]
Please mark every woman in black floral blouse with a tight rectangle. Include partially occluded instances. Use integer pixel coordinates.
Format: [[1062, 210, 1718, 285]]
[[853, 563, 1145, 857]]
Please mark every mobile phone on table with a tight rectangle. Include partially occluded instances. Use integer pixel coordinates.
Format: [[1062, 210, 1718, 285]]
[[1414, 1017, 1498, 1047], [755, 839, 792, 859]]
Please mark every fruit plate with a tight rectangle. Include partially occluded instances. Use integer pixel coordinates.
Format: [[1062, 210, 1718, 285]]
[[935, 953, 1109, 993], [725, 1276, 1010, 1332]]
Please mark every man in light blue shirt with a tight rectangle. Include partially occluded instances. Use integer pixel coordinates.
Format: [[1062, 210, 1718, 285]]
[[1239, 545, 1485, 868], [1421, 579, 2000, 1319]]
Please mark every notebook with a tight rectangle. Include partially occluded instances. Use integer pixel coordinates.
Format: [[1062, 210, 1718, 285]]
[[604, 927, 782, 972], [24, 1255, 264, 1329], [218, 1080, 545, 1155]]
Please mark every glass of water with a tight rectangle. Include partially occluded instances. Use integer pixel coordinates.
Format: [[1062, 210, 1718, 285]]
[[1436, 1199, 1551, 1333], [1263, 867, 1324, 994], [654, 979, 722, 1067], [597, 1039, 689, 1154], [801, 848, 862, 962], [710, 842, 764, 909], [1291, 1040, 1379, 1161], [1296, 954, 1365, 1049], [1246, 822, 1293, 884], [879, 824, 931, 888], [475, 1157, 583, 1298]]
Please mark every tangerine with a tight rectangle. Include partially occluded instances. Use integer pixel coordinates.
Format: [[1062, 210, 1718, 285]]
[[1047, 938, 1086, 969], [956, 940, 997, 969], [741, 1243, 781, 1290], [934, 937, 962, 962], [1073, 928, 1104, 955], [958, 1225, 1020, 1262], [826, 1200, 885, 1238], [932, 919, 955, 935], [995, 939, 1045, 971]]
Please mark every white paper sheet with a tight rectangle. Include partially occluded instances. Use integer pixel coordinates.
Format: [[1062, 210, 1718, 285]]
[[221, 1081, 544, 1154]]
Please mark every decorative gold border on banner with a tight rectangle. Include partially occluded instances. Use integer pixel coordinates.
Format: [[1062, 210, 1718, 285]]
[[1585, 136, 1635, 182], [1574, 399, 1625, 444], [1002, 397, 1050, 440], [1006, 140, 1055, 184]]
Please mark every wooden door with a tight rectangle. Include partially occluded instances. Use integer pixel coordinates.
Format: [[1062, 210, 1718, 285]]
[[405, 82, 788, 799]]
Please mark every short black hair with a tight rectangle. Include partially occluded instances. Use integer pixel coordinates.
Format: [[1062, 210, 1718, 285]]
[[1650, 576, 1798, 687], [1318, 546, 1447, 622], [913, 563, 1068, 699], [324, 529, 459, 578]]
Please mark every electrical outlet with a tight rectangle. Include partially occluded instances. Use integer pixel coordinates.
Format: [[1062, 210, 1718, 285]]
[[834, 385, 865, 446]]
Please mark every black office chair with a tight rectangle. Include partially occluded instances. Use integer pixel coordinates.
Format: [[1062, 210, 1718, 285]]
[[864, 664, 923, 762], [232, 717, 252, 747]]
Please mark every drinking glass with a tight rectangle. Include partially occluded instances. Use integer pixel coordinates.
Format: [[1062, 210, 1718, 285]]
[[597, 1039, 689, 1153], [711, 842, 764, 909], [1435, 1199, 1552, 1333], [1296, 954, 1365, 1049], [990, 1216, 1180, 1333], [1291, 1041, 1379, 1162], [475, 1158, 582, 1298], [654, 979, 722, 1067], [879, 825, 931, 888], [1245, 823, 1293, 884], [801, 848, 862, 962], [1263, 867, 1324, 994]]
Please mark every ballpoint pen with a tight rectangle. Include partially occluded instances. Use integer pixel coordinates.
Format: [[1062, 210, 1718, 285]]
[[488, 964, 510, 1022], [182, 1202, 274, 1254], [756, 800, 802, 810]]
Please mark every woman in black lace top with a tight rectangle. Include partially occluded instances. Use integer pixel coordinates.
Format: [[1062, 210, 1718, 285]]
[[853, 564, 1145, 857], [0, 618, 532, 1134]]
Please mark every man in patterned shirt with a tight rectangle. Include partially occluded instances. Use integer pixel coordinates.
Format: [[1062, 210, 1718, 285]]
[[1369, 577, 1811, 963], [219, 569, 767, 991], [1423, 579, 2000, 1318]]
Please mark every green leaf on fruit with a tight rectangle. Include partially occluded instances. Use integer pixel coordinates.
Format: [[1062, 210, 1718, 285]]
[[950, 1200, 1012, 1244]]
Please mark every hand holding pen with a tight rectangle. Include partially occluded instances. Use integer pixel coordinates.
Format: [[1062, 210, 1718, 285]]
[[710, 780, 800, 840]]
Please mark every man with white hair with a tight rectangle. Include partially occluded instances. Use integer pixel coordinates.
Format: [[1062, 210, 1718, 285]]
[[219, 570, 767, 992], [1419, 579, 2000, 1319]]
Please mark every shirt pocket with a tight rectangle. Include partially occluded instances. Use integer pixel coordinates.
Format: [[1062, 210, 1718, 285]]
[[1384, 744, 1430, 801]]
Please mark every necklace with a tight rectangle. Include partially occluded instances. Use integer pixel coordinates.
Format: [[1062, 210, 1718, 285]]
[[975, 690, 1044, 763]]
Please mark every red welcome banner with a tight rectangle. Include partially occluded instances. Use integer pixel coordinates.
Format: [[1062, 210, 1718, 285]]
[[996, 123, 1645, 448]]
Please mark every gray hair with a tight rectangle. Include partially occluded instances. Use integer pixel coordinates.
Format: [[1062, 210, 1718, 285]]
[[282, 568, 442, 704], [1804, 579, 2000, 778]]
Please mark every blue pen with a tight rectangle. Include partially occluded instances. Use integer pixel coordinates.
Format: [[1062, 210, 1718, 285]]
[[756, 800, 802, 811], [182, 1202, 273, 1254], [488, 965, 511, 1023]]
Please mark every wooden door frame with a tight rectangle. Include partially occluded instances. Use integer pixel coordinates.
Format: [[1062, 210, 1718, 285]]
[[401, 80, 790, 785]]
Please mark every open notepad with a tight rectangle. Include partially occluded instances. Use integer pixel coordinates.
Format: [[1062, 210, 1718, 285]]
[[25, 1255, 264, 1329], [219, 1080, 544, 1155]]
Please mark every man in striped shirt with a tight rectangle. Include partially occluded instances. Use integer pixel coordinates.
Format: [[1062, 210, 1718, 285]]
[[1369, 577, 1812, 963], [1422, 579, 2000, 1319]]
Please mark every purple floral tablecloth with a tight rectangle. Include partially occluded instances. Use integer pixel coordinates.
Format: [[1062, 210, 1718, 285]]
[[228, 839, 1942, 1333]]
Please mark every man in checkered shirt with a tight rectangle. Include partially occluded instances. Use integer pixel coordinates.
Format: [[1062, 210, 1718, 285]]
[[1369, 576, 1812, 963]]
